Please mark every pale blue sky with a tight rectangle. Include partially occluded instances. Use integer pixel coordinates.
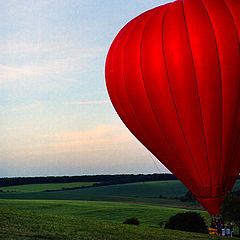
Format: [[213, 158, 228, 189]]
[[0, 0, 172, 177]]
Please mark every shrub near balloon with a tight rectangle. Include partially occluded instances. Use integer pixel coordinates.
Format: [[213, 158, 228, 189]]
[[105, 0, 240, 215]]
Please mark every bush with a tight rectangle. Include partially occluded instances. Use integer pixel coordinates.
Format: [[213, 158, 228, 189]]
[[165, 212, 207, 233], [123, 217, 140, 225]]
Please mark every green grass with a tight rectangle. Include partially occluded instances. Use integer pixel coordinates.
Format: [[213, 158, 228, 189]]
[[0, 180, 189, 201], [0, 180, 191, 207], [0, 179, 239, 239], [67, 180, 188, 198], [0, 192, 203, 212], [0, 180, 187, 196], [0, 199, 206, 227], [1, 179, 239, 197], [0, 205, 238, 240], [0, 182, 98, 193], [0, 190, 203, 211], [0, 179, 239, 210]]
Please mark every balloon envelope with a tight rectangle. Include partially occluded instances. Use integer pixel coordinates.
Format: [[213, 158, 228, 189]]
[[105, 0, 240, 215]]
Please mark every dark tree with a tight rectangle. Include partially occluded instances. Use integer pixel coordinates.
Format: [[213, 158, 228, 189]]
[[180, 191, 196, 202], [232, 190, 240, 197], [220, 194, 240, 235], [165, 212, 207, 233], [0, 174, 177, 188]]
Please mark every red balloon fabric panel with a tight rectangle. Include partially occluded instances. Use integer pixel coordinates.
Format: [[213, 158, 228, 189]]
[[105, 0, 240, 215]]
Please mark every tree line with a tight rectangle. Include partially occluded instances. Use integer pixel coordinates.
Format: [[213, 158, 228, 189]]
[[0, 173, 177, 188]]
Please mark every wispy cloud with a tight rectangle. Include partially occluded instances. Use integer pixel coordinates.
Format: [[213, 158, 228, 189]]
[[0, 42, 105, 60], [67, 100, 109, 105], [42, 124, 132, 146], [15, 124, 135, 157], [0, 41, 105, 84], [1, 102, 42, 113]]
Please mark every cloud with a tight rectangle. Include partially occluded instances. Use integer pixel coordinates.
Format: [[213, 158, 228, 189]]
[[43, 124, 132, 146], [0, 57, 89, 84], [27, 124, 134, 156], [0, 124, 136, 158], [67, 100, 109, 105], [0, 41, 105, 84], [0, 41, 105, 59], [1, 102, 42, 113]]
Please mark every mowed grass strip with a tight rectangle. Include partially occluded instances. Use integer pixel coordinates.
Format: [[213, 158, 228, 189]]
[[0, 199, 208, 227], [0, 182, 98, 192], [0, 207, 236, 240], [0, 192, 203, 211]]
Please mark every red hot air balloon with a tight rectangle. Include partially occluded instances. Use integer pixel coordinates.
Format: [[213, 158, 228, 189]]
[[105, 0, 240, 216]]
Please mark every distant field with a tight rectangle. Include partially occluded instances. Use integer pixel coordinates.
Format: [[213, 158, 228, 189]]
[[0, 180, 186, 196], [71, 180, 188, 198], [0, 206, 230, 240], [0, 182, 98, 193], [0, 180, 188, 197], [0, 199, 208, 227], [0, 192, 203, 211], [0, 180, 194, 209], [0, 180, 239, 202]]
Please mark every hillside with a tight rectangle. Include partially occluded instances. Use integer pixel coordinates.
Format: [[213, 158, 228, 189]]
[[0, 203, 236, 240], [0, 180, 187, 196], [0, 199, 206, 227], [0, 179, 239, 199], [0, 180, 239, 211], [0, 179, 240, 239]]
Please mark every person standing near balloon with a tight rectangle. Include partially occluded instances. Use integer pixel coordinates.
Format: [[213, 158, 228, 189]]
[[221, 224, 226, 237], [209, 220, 217, 235], [230, 222, 234, 237], [216, 220, 221, 236], [226, 224, 231, 237]]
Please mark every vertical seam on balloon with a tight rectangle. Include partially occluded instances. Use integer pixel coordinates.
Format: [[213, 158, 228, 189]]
[[161, 3, 209, 197], [120, 11, 170, 169], [107, 19, 148, 151], [221, 0, 240, 191], [181, 1, 212, 197], [199, 0, 223, 198], [138, 4, 197, 193], [111, 17, 170, 164], [120, 7, 196, 193]]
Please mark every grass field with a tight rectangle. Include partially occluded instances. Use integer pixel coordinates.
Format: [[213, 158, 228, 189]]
[[0, 180, 201, 210], [0, 180, 239, 210], [0, 206, 233, 240], [0, 199, 208, 227], [1, 179, 239, 197], [0, 179, 240, 239], [66, 180, 188, 198], [0, 182, 98, 192]]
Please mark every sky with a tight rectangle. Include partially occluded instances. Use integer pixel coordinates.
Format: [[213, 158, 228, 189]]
[[0, 0, 172, 177]]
